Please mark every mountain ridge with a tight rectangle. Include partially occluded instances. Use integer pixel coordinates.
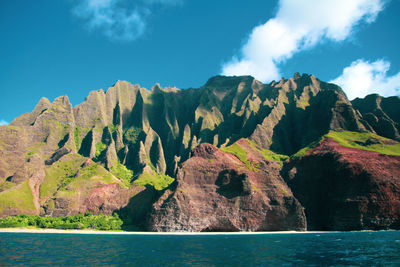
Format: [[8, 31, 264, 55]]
[[1, 73, 399, 231]]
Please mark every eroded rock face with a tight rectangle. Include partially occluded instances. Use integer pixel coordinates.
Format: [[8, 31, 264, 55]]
[[284, 138, 400, 231], [7, 73, 368, 178], [352, 94, 400, 141], [0, 74, 399, 232], [83, 183, 145, 216], [148, 142, 306, 232]]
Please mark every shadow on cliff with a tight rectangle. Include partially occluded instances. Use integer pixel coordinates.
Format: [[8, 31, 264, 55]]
[[280, 151, 384, 231], [116, 182, 178, 231], [116, 187, 159, 231], [215, 169, 251, 199], [269, 93, 331, 155]]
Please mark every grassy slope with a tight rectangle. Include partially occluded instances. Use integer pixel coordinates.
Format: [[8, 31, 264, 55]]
[[292, 131, 400, 159], [40, 154, 86, 200], [326, 131, 400, 155], [3, 126, 399, 216], [110, 161, 134, 188], [246, 139, 289, 163], [0, 180, 35, 214], [40, 153, 121, 210], [221, 139, 289, 170], [134, 172, 174, 191]]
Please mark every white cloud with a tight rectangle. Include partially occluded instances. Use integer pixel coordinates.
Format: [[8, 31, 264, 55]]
[[0, 120, 8, 126], [222, 0, 384, 82], [330, 59, 400, 100], [73, 0, 181, 41]]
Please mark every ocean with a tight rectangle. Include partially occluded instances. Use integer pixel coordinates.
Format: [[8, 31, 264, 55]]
[[1, 231, 400, 266]]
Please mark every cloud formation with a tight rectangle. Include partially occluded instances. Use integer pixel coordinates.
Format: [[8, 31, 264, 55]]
[[0, 120, 8, 126], [73, 0, 181, 41], [330, 59, 400, 100], [222, 0, 384, 82]]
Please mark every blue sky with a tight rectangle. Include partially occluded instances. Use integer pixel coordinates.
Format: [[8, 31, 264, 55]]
[[1, 0, 400, 125]]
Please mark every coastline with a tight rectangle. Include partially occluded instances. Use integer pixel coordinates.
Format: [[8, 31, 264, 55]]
[[0, 228, 329, 235]]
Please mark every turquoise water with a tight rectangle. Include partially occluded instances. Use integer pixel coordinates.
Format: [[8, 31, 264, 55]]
[[1, 231, 400, 266]]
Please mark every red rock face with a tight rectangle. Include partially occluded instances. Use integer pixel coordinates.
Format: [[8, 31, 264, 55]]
[[81, 183, 158, 227], [83, 183, 131, 215], [284, 138, 400, 230], [148, 142, 306, 232]]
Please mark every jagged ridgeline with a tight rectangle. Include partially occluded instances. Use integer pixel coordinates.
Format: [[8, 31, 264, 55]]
[[1, 73, 399, 226], [7, 74, 374, 175]]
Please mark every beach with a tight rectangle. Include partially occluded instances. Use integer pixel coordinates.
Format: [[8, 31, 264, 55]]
[[0, 228, 320, 235]]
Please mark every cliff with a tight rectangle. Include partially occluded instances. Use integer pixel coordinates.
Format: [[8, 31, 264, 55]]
[[0, 73, 399, 231]]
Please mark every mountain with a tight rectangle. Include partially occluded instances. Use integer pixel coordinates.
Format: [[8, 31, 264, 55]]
[[1, 73, 399, 231]]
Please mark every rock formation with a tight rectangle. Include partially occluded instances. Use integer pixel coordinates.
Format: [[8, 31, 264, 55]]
[[284, 136, 400, 230], [0, 73, 399, 231], [148, 141, 306, 231], [352, 94, 400, 141]]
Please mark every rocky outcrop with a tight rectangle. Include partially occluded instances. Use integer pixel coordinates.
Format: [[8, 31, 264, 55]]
[[148, 142, 306, 231], [83, 183, 143, 215], [0, 74, 399, 232], [45, 147, 71, 165], [352, 94, 400, 141], [284, 138, 400, 230], [7, 73, 369, 178]]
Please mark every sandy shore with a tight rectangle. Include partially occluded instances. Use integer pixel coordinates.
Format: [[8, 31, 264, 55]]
[[0, 228, 327, 235]]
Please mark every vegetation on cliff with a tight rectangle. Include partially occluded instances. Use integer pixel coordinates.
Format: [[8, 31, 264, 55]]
[[326, 131, 400, 155], [292, 130, 400, 159], [134, 172, 174, 191], [0, 74, 399, 231]]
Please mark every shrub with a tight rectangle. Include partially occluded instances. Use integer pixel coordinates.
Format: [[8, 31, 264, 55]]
[[94, 142, 107, 161], [0, 213, 123, 231]]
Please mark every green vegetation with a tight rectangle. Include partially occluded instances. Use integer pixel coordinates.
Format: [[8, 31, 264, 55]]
[[221, 140, 289, 169], [40, 154, 85, 199], [0, 180, 35, 213], [61, 123, 70, 138], [0, 213, 123, 230], [123, 127, 141, 144], [25, 142, 45, 158], [200, 111, 223, 131], [74, 127, 80, 150], [94, 142, 107, 161], [110, 161, 133, 187], [43, 119, 70, 141], [280, 187, 290, 196], [296, 99, 310, 109], [134, 172, 174, 191], [147, 160, 157, 172], [291, 138, 323, 159], [291, 131, 400, 159], [247, 139, 289, 163], [221, 142, 264, 171], [278, 92, 289, 104], [0, 181, 16, 192], [67, 163, 118, 191], [326, 131, 400, 156], [78, 163, 99, 179], [221, 143, 253, 169], [43, 161, 121, 211], [108, 124, 119, 133]]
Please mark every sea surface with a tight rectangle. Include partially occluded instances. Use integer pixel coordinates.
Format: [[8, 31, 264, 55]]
[[1, 231, 400, 266]]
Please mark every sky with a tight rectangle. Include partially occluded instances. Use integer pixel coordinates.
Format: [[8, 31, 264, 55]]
[[0, 0, 399, 125]]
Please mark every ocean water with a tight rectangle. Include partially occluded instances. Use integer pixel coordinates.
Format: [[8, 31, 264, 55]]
[[1, 231, 400, 266]]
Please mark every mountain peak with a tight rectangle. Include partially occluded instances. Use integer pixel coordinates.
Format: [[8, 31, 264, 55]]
[[1, 73, 400, 232]]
